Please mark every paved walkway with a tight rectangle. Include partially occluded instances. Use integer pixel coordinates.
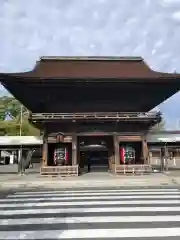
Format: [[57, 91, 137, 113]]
[[164, 170, 180, 185], [0, 172, 179, 189], [0, 164, 180, 189]]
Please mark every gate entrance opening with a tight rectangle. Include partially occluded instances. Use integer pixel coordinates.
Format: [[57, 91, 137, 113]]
[[78, 136, 113, 173], [119, 141, 143, 165]]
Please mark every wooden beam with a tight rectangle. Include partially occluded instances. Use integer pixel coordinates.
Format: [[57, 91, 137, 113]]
[[113, 135, 120, 165], [142, 135, 149, 164], [42, 128, 48, 166], [31, 112, 160, 121]]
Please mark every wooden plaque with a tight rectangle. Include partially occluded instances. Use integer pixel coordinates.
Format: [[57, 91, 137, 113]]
[[117, 135, 142, 142]]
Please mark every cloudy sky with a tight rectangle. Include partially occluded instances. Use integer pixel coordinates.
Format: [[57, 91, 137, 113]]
[[0, 0, 180, 128]]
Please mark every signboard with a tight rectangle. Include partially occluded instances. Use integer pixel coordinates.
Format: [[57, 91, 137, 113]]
[[78, 132, 108, 136], [48, 136, 56, 143], [117, 135, 142, 142], [48, 136, 72, 143], [64, 136, 72, 142]]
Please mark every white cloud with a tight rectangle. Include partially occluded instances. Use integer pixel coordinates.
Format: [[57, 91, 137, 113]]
[[161, 0, 180, 4], [172, 11, 180, 21], [0, 0, 180, 127], [0, 0, 180, 72]]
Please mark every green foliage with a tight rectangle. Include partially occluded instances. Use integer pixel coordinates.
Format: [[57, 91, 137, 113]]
[[151, 118, 165, 132], [0, 96, 40, 136], [20, 120, 40, 136]]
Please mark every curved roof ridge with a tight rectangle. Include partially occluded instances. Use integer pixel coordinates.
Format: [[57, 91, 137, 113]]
[[40, 56, 143, 61], [0, 55, 180, 79]]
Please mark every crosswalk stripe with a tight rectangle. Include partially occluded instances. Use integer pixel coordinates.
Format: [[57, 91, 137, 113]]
[[13, 188, 179, 195], [0, 199, 179, 208], [1, 187, 180, 239], [1, 206, 180, 216], [8, 191, 180, 198], [2, 194, 180, 202], [1, 228, 180, 239], [2, 215, 180, 225]]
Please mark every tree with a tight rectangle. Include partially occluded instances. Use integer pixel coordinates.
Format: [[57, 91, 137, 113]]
[[20, 119, 40, 136], [0, 120, 20, 135], [0, 96, 21, 119], [0, 96, 40, 136], [151, 118, 165, 132]]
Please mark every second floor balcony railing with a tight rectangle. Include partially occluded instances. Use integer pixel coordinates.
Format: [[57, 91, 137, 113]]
[[30, 111, 161, 121]]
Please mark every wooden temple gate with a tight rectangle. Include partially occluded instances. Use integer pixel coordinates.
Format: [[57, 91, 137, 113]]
[[1, 56, 178, 176], [40, 129, 152, 176], [112, 134, 151, 175]]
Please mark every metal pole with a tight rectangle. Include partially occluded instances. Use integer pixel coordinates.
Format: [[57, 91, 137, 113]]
[[19, 105, 23, 136], [160, 143, 165, 172], [18, 105, 23, 175]]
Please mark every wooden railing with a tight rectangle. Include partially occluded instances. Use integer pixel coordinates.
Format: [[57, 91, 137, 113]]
[[113, 164, 152, 175], [40, 165, 79, 176], [30, 111, 161, 120]]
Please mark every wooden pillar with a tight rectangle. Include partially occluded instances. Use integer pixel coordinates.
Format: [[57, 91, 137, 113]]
[[72, 133, 77, 165], [142, 135, 149, 164], [18, 146, 23, 175], [42, 128, 48, 166], [113, 135, 120, 165], [164, 144, 169, 171], [108, 144, 114, 170], [77, 143, 80, 165]]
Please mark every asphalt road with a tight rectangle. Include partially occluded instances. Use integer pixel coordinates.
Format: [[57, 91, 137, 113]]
[[0, 186, 180, 239]]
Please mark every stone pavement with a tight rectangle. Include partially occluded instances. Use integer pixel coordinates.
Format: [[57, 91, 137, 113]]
[[164, 170, 180, 185], [0, 172, 179, 190]]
